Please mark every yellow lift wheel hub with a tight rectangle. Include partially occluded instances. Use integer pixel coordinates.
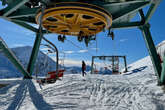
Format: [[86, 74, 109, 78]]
[[36, 2, 112, 37]]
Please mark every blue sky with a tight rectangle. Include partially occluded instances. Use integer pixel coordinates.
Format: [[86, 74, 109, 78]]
[[0, 1, 165, 66]]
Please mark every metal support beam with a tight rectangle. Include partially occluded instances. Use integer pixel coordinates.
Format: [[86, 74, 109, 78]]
[[139, 9, 145, 24], [27, 32, 42, 75], [139, 23, 162, 83], [0, 37, 30, 78], [0, 17, 38, 33], [112, 56, 114, 73], [124, 56, 128, 72], [103, 0, 150, 7], [12, 17, 36, 24], [12, 20, 38, 33], [1, 0, 7, 6], [113, 2, 149, 22], [8, 8, 38, 18], [145, 0, 162, 24], [160, 56, 165, 84], [2, 0, 29, 17], [12, 19, 47, 33], [111, 22, 143, 29], [27, 4, 45, 76], [91, 56, 94, 74]]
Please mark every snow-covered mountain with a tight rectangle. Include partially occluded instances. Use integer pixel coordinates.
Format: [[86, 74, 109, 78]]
[[1, 39, 165, 78], [0, 46, 57, 78], [0, 46, 92, 78], [65, 65, 91, 74], [0, 53, 20, 78]]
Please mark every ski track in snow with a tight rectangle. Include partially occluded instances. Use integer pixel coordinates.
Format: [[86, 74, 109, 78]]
[[1, 57, 165, 110]]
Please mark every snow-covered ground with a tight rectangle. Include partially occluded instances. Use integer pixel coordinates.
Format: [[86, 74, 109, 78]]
[[0, 55, 165, 110], [0, 40, 165, 110]]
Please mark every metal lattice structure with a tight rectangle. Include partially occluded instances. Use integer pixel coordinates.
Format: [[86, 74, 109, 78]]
[[0, 0, 164, 85], [91, 56, 128, 74], [0, 0, 160, 31]]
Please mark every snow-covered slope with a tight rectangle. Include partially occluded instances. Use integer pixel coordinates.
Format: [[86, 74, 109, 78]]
[[0, 55, 165, 110], [0, 46, 57, 78], [0, 41, 165, 110]]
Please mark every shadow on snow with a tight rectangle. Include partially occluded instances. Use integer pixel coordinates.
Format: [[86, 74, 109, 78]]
[[7, 79, 53, 110], [124, 66, 148, 75]]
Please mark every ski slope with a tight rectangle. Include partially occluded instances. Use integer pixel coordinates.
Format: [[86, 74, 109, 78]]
[[0, 56, 165, 110]]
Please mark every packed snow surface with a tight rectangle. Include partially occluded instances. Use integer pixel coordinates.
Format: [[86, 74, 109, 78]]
[[0, 56, 165, 110], [0, 40, 165, 110]]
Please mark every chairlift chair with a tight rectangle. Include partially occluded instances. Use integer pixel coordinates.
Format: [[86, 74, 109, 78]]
[[37, 45, 65, 85]]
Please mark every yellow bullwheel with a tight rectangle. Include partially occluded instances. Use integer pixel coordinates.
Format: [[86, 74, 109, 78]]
[[36, 2, 112, 37]]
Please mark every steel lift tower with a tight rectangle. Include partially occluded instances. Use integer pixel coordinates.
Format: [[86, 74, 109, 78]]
[[0, 0, 164, 85]]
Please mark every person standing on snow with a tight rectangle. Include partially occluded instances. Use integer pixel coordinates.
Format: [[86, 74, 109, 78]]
[[82, 60, 86, 77]]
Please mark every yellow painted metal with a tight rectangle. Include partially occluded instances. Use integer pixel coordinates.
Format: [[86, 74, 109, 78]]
[[36, 2, 112, 37]]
